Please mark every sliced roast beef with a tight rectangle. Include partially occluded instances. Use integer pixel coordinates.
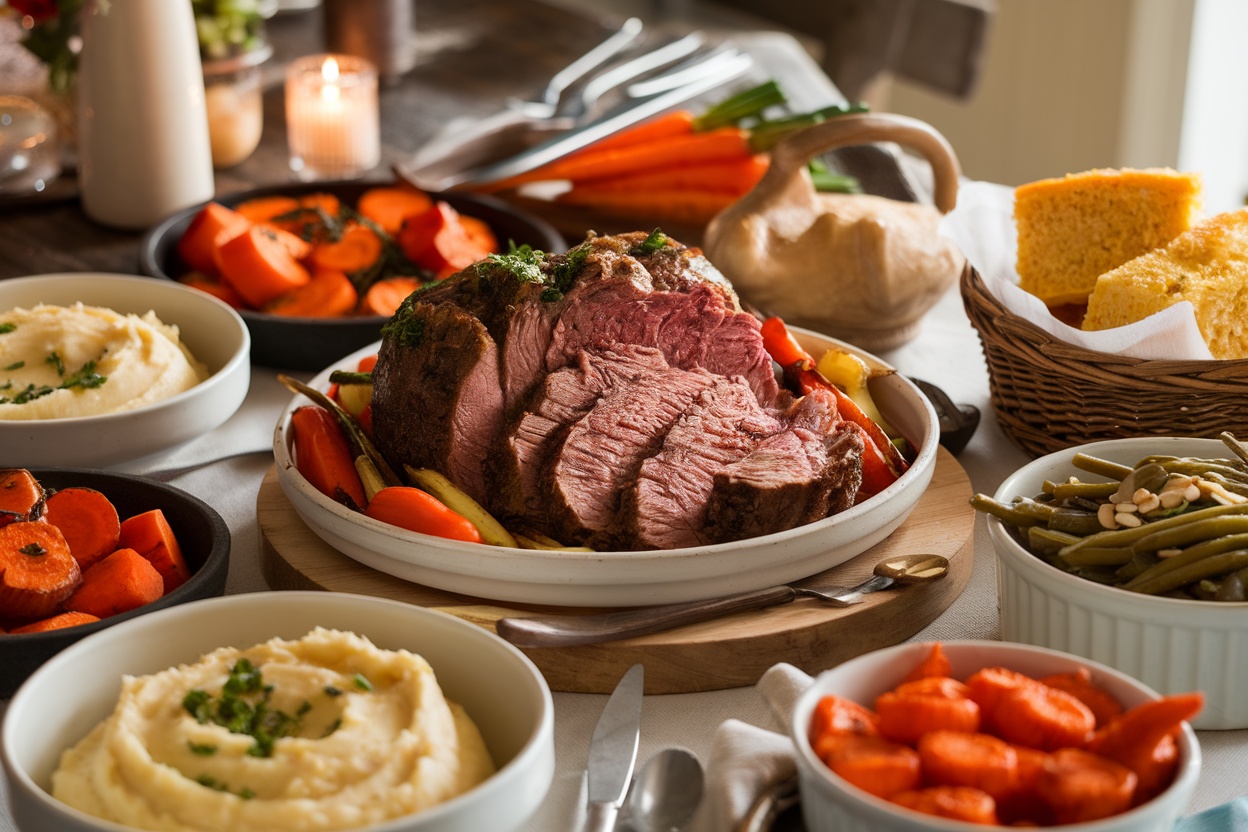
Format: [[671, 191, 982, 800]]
[[370, 301, 503, 505], [703, 423, 864, 544]]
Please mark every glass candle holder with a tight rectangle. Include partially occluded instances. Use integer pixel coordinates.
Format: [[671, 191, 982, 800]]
[[285, 53, 380, 181], [203, 45, 271, 170], [0, 95, 60, 196]]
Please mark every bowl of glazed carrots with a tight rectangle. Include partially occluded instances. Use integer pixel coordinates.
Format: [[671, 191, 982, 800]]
[[0, 467, 230, 698], [139, 181, 566, 371], [791, 640, 1201, 832]]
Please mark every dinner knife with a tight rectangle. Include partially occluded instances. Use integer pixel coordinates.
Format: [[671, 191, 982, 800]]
[[583, 662, 645, 832]]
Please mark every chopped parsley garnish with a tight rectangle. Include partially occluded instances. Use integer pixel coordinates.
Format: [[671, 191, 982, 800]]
[[3, 361, 23, 371], [239, 788, 256, 800], [380, 309, 426, 348], [322, 718, 342, 738], [353, 673, 373, 691], [45, 351, 64, 376], [181, 659, 309, 759], [324, 685, 343, 697], [188, 742, 218, 756], [630, 228, 668, 256], [0, 359, 107, 405], [0, 322, 14, 334], [486, 244, 545, 284], [19, 542, 47, 557], [193, 773, 253, 799]]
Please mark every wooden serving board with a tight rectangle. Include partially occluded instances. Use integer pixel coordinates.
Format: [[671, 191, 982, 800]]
[[258, 447, 974, 694]]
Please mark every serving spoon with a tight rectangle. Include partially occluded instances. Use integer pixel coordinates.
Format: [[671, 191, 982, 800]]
[[496, 553, 949, 649], [628, 748, 704, 832]]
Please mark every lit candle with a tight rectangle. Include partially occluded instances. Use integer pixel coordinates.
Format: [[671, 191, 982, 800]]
[[285, 53, 380, 180]]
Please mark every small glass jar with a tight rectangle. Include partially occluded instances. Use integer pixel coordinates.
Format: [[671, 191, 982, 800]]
[[202, 44, 271, 169], [0, 95, 60, 195]]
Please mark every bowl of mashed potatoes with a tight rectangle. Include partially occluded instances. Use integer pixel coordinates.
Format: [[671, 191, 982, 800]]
[[0, 274, 250, 468], [2, 591, 555, 832]]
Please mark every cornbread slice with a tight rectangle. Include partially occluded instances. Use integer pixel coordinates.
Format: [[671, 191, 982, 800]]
[[1015, 168, 1202, 305], [1083, 208, 1248, 358]]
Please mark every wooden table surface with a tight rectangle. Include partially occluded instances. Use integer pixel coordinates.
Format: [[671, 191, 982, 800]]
[[0, 0, 619, 279]]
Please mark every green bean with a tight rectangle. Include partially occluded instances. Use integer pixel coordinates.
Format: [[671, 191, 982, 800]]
[[1058, 503, 1248, 556], [1027, 526, 1081, 555], [1121, 533, 1248, 590], [1127, 550, 1248, 595], [1159, 460, 1248, 485], [1060, 546, 1137, 567], [1048, 480, 1120, 501], [1214, 566, 1248, 601], [1072, 453, 1133, 480], [970, 494, 1055, 527], [1220, 431, 1248, 465], [1128, 516, 1248, 554], [1115, 551, 1158, 581], [1046, 509, 1106, 536]]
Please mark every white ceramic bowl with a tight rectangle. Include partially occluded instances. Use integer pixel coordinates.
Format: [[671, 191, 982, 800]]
[[272, 328, 940, 607], [791, 640, 1201, 832], [0, 273, 250, 468], [991, 436, 1248, 729], [2, 591, 555, 832]]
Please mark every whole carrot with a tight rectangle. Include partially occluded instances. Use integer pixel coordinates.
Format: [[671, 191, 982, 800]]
[[363, 486, 483, 543], [291, 404, 368, 510]]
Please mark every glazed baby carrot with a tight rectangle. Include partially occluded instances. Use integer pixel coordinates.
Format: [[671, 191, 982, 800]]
[[267, 268, 359, 318], [816, 733, 922, 799], [1036, 747, 1137, 824], [890, 786, 999, 824], [917, 730, 1019, 800], [309, 223, 383, 274], [0, 468, 44, 527], [360, 277, 423, 317], [363, 486, 483, 543], [1040, 668, 1124, 728], [176, 202, 250, 276], [43, 486, 121, 572], [903, 642, 953, 682], [216, 224, 312, 308], [10, 610, 100, 634], [809, 695, 879, 741], [0, 521, 80, 620], [991, 683, 1096, 751], [291, 404, 368, 509], [1086, 692, 1203, 779], [876, 679, 980, 744], [357, 186, 433, 235], [64, 547, 164, 618], [965, 666, 1040, 729], [119, 508, 190, 593]]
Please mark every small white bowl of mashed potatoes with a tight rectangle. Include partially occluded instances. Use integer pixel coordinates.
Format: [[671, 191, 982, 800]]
[[2, 591, 555, 832], [0, 273, 249, 468]]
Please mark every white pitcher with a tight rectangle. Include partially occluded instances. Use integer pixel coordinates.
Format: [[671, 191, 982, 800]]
[[77, 0, 214, 229]]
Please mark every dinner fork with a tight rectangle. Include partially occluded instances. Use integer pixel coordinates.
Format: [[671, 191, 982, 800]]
[[506, 17, 644, 119]]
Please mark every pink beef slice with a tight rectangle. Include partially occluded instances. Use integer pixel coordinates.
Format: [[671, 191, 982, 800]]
[[618, 376, 784, 550], [370, 300, 503, 505], [544, 362, 718, 545]]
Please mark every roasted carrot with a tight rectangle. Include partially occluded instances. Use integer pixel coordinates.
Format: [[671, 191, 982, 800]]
[[363, 486, 483, 543], [965, 666, 1040, 729], [458, 214, 499, 254], [178, 273, 246, 309], [0, 469, 45, 527], [290, 404, 368, 509], [177, 202, 251, 277], [258, 222, 315, 261], [1086, 692, 1203, 777], [918, 730, 1020, 800], [890, 786, 999, 824], [0, 521, 80, 620], [555, 185, 741, 226], [234, 195, 300, 224], [903, 642, 953, 683], [809, 694, 879, 741], [357, 354, 378, 373], [815, 733, 922, 799], [398, 201, 489, 276], [357, 186, 433, 235], [216, 224, 312, 308], [876, 686, 981, 744], [309, 223, 383, 273], [360, 277, 422, 317], [299, 191, 342, 217], [1040, 668, 1124, 729], [1036, 748, 1137, 824], [43, 486, 120, 572], [267, 268, 359, 318], [10, 610, 100, 634], [559, 155, 769, 197], [991, 683, 1096, 751], [119, 509, 190, 593], [567, 110, 695, 155], [64, 547, 164, 618]]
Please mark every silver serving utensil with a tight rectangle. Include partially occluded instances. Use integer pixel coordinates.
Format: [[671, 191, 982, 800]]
[[629, 747, 704, 832], [570, 32, 705, 119], [137, 448, 273, 482], [496, 554, 949, 649], [508, 17, 644, 119], [583, 663, 645, 832]]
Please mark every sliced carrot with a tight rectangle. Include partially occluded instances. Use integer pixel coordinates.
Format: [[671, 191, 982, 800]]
[[903, 642, 953, 683], [359, 277, 423, 316], [815, 732, 922, 799], [267, 268, 359, 318], [43, 487, 120, 572], [893, 676, 971, 699], [119, 509, 190, 593], [965, 666, 1040, 730], [809, 694, 879, 742], [998, 744, 1053, 826], [0, 469, 45, 527], [1036, 747, 1137, 824], [216, 224, 312, 308], [178, 273, 246, 309], [10, 610, 100, 634], [876, 687, 980, 745], [234, 195, 301, 224], [177, 202, 251, 277], [458, 214, 499, 254], [0, 522, 80, 620], [992, 683, 1096, 751], [258, 222, 314, 261], [357, 186, 433, 235], [1087, 692, 1203, 779], [364, 486, 483, 543], [890, 786, 999, 824], [918, 730, 1019, 800], [291, 405, 367, 509], [555, 185, 740, 226], [300, 191, 342, 217], [63, 547, 164, 618], [398, 201, 490, 276], [1127, 732, 1179, 804], [309, 223, 383, 273], [1040, 668, 1124, 729]]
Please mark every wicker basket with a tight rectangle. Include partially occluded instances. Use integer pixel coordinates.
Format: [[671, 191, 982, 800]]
[[960, 263, 1248, 457]]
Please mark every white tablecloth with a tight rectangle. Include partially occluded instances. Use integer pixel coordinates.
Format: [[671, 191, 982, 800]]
[[3, 283, 1246, 831]]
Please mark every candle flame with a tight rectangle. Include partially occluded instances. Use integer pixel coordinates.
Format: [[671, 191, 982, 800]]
[[320, 56, 341, 103]]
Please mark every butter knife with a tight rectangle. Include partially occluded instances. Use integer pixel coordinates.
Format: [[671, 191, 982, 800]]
[[583, 663, 645, 832]]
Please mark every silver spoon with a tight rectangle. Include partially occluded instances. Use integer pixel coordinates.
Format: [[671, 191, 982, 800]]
[[629, 748, 704, 832], [495, 553, 949, 649], [138, 448, 272, 482]]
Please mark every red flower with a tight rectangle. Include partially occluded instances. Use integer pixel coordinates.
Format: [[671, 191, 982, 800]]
[[10, 0, 59, 22]]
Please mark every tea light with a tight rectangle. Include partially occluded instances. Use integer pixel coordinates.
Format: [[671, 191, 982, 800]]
[[285, 53, 380, 180]]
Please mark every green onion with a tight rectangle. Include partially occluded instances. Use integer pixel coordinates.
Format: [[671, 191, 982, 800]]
[[693, 80, 787, 131]]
